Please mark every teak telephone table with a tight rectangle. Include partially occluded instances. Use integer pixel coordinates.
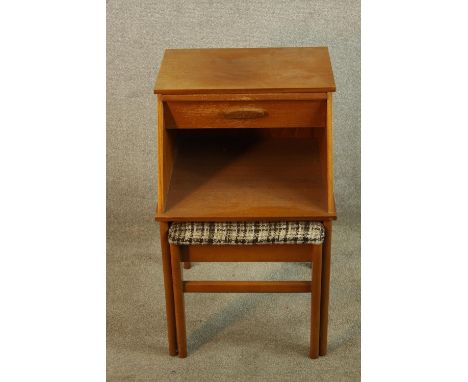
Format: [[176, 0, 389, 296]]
[[154, 47, 336, 358]]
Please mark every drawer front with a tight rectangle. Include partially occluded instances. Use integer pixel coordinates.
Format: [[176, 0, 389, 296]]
[[164, 100, 326, 128]]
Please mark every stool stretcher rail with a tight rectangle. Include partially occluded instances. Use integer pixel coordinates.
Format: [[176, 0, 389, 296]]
[[183, 280, 312, 293]]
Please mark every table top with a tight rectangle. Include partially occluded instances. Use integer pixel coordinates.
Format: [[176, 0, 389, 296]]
[[154, 47, 336, 95]]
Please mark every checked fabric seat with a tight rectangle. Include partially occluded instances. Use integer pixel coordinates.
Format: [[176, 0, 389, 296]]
[[168, 221, 325, 246]]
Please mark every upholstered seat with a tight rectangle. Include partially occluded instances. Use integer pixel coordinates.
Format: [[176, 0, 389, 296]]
[[168, 221, 325, 245]]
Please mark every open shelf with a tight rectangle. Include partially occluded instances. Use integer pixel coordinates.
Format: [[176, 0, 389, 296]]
[[156, 129, 335, 221]]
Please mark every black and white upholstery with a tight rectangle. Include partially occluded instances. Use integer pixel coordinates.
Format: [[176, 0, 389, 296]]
[[168, 221, 325, 246]]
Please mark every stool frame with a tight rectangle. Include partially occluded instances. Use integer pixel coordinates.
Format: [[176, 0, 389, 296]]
[[169, 242, 323, 359], [159, 221, 332, 359]]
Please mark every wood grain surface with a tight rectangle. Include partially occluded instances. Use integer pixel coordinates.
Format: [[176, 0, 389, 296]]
[[155, 47, 336, 94]]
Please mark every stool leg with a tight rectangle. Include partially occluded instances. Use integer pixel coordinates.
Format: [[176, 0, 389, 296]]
[[159, 222, 177, 356], [319, 221, 332, 356], [170, 244, 187, 358], [310, 245, 322, 359], [183, 261, 191, 269]]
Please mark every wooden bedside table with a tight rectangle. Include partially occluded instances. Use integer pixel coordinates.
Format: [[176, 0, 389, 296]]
[[154, 47, 336, 357]]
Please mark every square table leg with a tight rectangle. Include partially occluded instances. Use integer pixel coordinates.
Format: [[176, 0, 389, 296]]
[[319, 220, 332, 356], [310, 245, 322, 358], [159, 222, 178, 356]]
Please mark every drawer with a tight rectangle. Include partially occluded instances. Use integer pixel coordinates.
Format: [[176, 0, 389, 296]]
[[164, 99, 326, 129]]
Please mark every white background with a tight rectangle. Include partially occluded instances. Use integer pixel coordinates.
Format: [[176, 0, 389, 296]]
[[1, 1, 467, 380]]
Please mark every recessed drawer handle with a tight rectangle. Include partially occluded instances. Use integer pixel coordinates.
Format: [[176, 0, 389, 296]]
[[222, 108, 268, 119]]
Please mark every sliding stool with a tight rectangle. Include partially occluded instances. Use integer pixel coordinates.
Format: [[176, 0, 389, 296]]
[[168, 221, 325, 358]]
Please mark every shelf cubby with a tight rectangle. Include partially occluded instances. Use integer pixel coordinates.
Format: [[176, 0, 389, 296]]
[[157, 128, 334, 221]]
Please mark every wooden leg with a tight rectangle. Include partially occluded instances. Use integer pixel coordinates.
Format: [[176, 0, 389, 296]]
[[159, 222, 178, 356], [183, 261, 191, 269], [310, 245, 322, 359], [170, 244, 187, 358], [319, 221, 332, 356]]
